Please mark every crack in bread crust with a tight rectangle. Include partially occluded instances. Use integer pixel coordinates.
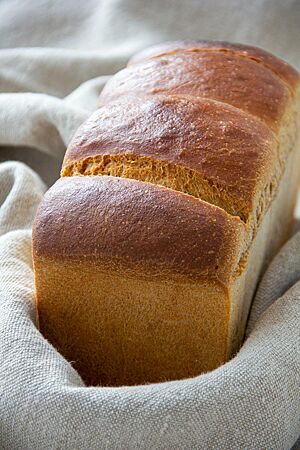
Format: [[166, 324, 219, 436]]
[[62, 155, 251, 273], [62, 154, 248, 221]]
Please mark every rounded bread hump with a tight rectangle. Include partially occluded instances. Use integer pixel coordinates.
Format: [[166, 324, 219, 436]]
[[33, 176, 246, 284], [128, 40, 300, 89], [63, 93, 276, 221]]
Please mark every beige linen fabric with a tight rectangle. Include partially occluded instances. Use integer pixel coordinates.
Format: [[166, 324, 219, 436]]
[[0, 0, 299, 448]]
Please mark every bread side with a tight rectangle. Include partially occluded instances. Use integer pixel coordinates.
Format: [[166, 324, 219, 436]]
[[228, 136, 300, 354], [35, 259, 231, 385]]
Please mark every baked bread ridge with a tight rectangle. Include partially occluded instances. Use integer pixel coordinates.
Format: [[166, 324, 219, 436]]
[[98, 50, 292, 129], [128, 40, 300, 89]]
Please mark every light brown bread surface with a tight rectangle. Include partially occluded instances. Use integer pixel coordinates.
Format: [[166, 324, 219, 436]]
[[33, 176, 246, 284], [128, 40, 300, 89], [33, 41, 300, 386], [99, 50, 292, 129]]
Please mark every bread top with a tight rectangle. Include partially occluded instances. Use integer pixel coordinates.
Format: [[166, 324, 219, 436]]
[[99, 49, 292, 130], [128, 40, 300, 90], [63, 41, 300, 226], [63, 94, 277, 222], [33, 176, 246, 285]]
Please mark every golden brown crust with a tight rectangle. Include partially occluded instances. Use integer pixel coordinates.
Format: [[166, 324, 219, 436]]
[[128, 40, 300, 89], [99, 50, 291, 130], [33, 176, 245, 284], [63, 94, 276, 220]]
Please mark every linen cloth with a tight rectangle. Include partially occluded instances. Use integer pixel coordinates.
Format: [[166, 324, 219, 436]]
[[0, 1, 299, 449]]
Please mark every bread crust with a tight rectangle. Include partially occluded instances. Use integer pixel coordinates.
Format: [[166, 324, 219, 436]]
[[100, 50, 292, 129], [33, 176, 246, 285], [128, 40, 300, 89]]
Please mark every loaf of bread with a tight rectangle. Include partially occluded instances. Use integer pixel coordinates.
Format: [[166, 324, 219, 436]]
[[33, 41, 300, 386]]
